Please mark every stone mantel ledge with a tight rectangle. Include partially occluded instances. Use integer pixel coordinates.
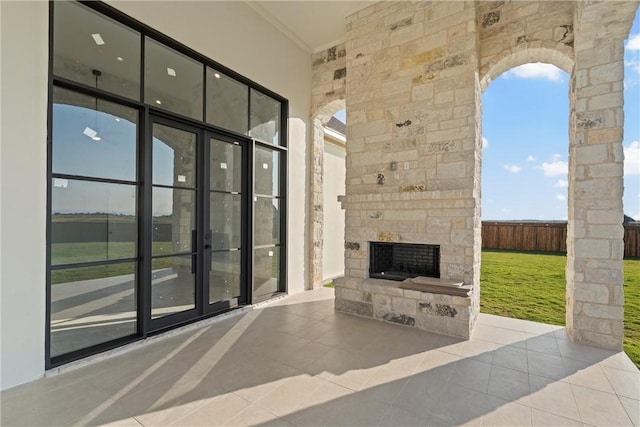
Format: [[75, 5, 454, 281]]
[[334, 276, 476, 339], [341, 190, 476, 204]]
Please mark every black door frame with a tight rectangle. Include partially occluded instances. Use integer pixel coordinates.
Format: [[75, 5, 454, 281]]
[[146, 114, 252, 333]]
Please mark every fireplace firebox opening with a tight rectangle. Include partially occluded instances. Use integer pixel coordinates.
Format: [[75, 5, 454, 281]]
[[369, 242, 440, 281]]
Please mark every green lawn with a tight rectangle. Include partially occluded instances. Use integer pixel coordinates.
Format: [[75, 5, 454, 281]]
[[480, 249, 640, 368], [51, 242, 174, 284]]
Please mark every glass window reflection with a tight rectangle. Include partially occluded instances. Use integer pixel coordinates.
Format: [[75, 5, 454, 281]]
[[210, 139, 242, 193], [53, 87, 138, 182], [250, 89, 280, 145], [152, 124, 197, 188], [255, 146, 279, 196], [50, 262, 137, 357], [211, 193, 241, 250], [53, 1, 141, 100], [51, 180, 137, 265], [206, 69, 248, 134], [254, 197, 280, 247], [209, 251, 241, 303], [253, 247, 280, 299], [152, 187, 196, 255], [151, 256, 195, 318], [145, 38, 204, 120]]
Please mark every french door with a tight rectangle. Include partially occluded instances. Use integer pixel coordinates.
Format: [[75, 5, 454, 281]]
[[148, 116, 247, 331]]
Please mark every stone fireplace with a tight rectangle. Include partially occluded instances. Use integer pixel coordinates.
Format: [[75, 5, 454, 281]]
[[317, 0, 632, 350], [333, 1, 483, 340]]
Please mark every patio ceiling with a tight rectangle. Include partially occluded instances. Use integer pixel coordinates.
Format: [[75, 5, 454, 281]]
[[246, 1, 377, 53]]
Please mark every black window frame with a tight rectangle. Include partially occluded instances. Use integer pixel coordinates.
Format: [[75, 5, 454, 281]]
[[46, 0, 288, 369]]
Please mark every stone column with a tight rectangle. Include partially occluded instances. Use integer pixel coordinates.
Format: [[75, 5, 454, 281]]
[[566, 0, 638, 349], [310, 45, 347, 289]]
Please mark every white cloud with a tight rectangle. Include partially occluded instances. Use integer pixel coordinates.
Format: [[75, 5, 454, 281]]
[[540, 154, 568, 177], [504, 164, 521, 173], [555, 179, 568, 188], [626, 33, 640, 51], [624, 141, 640, 176], [556, 194, 566, 202], [482, 137, 489, 149], [504, 63, 565, 82], [526, 155, 535, 162], [501, 208, 512, 213]]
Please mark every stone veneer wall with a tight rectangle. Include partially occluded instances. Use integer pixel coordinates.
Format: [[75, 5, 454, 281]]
[[566, 1, 639, 349], [324, 0, 638, 348], [309, 44, 347, 289], [337, 0, 483, 337]]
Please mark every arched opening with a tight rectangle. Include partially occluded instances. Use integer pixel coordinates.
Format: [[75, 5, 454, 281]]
[[480, 62, 570, 325], [310, 99, 346, 289], [622, 8, 640, 366], [322, 109, 346, 285]]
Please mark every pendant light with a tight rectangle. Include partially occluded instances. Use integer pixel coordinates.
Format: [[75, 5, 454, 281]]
[[83, 69, 102, 141]]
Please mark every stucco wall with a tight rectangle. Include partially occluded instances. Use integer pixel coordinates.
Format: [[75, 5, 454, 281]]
[[0, 0, 312, 390], [0, 0, 49, 391]]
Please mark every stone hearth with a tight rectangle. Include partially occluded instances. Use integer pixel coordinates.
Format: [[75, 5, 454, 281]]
[[334, 276, 475, 339]]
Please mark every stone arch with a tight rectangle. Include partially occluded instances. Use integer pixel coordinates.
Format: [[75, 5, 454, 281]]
[[479, 45, 574, 92], [309, 98, 346, 289]]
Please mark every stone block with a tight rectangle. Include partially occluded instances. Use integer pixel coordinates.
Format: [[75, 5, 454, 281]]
[[574, 316, 613, 334], [392, 296, 417, 316], [416, 314, 470, 339], [373, 293, 391, 310], [587, 127, 623, 145], [589, 62, 623, 85], [381, 313, 416, 326], [584, 267, 622, 285], [587, 163, 622, 178], [586, 210, 622, 225], [437, 161, 467, 179], [574, 239, 611, 259], [335, 298, 374, 318], [573, 283, 609, 304], [574, 330, 622, 350], [582, 302, 623, 320], [403, 289, 422, 299]]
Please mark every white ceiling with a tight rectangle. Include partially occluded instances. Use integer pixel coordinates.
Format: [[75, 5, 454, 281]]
[[245, 1, 377, 53]]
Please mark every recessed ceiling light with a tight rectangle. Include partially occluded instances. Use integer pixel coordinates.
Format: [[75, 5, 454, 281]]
[[116, 56, 124, 62], [167, 67, 176, 77], [155, 100, 162, 105], [91, 33, 105, 45], [214, 73, 221, 79], [83, 127, 101, 141]]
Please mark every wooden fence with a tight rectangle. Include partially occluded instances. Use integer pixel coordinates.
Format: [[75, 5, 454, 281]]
[[481, 221, 640, 258]]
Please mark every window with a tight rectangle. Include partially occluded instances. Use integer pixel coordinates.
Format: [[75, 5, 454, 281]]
[[50, 87, 139, 357], [53, 1, 141, 100], [250, 89, 281, 145], [145, 38, 204, 120], [49, 0, 287, 367], [207, 68, 248, 134]]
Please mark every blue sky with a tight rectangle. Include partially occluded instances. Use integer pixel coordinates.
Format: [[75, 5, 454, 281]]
[[336, 11, 640, 221], [482, 12, 640, 221]]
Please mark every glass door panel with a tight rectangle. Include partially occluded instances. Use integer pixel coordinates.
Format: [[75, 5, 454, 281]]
[[150, 122, 198, 322], [208, 138, 243, 306]]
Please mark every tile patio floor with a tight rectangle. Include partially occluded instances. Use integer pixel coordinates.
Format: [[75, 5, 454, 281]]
[[1, 287, 638, 426]]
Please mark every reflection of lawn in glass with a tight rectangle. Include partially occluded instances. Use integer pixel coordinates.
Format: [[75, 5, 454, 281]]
[[52, 242, 173, 283]]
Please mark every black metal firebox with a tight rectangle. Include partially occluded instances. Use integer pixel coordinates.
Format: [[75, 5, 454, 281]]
[[369, 242, 440, 281]]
